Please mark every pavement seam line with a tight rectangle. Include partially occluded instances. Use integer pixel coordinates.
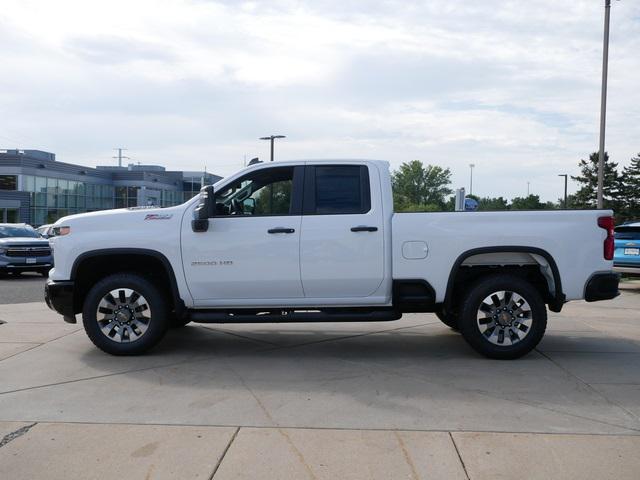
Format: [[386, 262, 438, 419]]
[[3, 420, 640, 438], [0, 343, 44, 363], [535, 348, 640, 425], [256, 321, 437, 353], [0, 422, 37, 448], [209, 426, 240, 480], [201, 326, 282, 347], [224, 361, 318, 479], [0, 356, 202, 396], [334, 353, 640, 434], [449, 432, 471, 480]]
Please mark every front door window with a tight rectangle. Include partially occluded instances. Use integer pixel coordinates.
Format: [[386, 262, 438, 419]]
[[214, 167, 294, 217]]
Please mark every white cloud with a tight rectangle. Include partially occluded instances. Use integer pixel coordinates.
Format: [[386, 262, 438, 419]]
[[0, 0, 639, 201]]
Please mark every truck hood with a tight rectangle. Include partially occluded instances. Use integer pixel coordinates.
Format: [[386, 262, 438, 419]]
[[55, 206, 182, 225], [52, 204, 190, 238], [0, 237, 49, 246]]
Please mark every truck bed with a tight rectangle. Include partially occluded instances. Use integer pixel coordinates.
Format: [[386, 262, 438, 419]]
[[392, 209, 612, 302]]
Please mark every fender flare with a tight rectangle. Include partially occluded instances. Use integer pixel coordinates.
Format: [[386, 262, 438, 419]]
[[443, 246, 565, 313], [71, 248, 185, 315]]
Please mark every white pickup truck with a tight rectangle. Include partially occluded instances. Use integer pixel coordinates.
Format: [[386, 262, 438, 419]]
[[45, 160, 620, 359]]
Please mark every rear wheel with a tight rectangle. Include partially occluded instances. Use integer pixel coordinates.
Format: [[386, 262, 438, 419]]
[[458, 275, 547, 359], [82, 273, 170, 355]]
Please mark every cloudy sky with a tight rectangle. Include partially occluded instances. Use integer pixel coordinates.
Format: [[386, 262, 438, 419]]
[[1, 0, 639, 201]]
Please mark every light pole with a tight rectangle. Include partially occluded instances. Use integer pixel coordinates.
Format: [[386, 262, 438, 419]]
[[469, 164, 475, 195], [259, 135, 286, 162], [597, 0, 615, 209], [558, 174, 568, 209]]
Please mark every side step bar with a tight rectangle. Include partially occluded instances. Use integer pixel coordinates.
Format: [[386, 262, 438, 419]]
[[188, 309, 402, 324]]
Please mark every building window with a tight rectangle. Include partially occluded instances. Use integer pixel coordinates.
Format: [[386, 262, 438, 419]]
[[0, 175, 17, 190], [22, 175, 35, 192], [115, 186, 139, 208]]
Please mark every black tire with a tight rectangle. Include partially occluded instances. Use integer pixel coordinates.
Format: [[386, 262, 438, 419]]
[[82, 273, 170, 355], [435, 308, 459, 331], [170, 314, 191, 329], [458, 275, 547, 360]]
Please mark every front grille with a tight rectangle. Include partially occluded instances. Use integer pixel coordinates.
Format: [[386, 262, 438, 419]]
[[5, 247, 51, 257]]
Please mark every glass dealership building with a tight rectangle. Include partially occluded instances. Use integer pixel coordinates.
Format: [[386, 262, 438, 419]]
[[0, 150, 221, 225]]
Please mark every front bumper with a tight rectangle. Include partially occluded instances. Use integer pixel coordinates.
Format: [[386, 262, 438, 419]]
[[0, 261, 52, 272], [584, 272, 620, 302], [44, 279, 77, 323]]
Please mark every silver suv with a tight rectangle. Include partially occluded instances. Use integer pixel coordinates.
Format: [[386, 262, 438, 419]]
[[0, 223, 53, 277]]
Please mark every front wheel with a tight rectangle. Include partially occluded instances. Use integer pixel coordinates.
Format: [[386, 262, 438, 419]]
[[82, 273, 170, 355], [435, 307, 459, 331], [458, 275, 547, 360]]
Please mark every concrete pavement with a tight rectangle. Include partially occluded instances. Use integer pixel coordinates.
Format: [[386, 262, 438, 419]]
[[0, 285, 639, 478], [0, 273, 46, 305]]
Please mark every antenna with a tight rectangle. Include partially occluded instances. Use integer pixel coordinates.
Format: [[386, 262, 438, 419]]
[[113, 148, 130, 167]]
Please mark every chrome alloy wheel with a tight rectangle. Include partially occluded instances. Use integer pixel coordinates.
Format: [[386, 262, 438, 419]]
[[96, 288, 151, 343], [476, 290, 533, 346]]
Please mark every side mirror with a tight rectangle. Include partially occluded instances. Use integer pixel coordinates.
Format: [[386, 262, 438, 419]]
[[192, 185, 215, 232]]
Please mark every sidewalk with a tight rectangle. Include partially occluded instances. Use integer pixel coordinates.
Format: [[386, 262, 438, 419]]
[[1, 422, 639, 479]]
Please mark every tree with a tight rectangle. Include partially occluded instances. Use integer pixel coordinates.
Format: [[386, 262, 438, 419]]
[[478, 196, 509, 211], [621, 153, 640, 220], [571, 152, 623, 211], [392, 161, 452, 211], [510, 194, 545, 210], [254, 181, 291, 215]]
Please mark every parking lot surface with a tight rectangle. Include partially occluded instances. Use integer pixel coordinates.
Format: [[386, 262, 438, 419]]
[[0, 283, 639, 479], [0, 273, 46, 305]]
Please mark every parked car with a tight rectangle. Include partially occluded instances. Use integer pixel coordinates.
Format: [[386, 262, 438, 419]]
[[0, 223, 53, 276], [614, 222, 640, 276], [45, 160, 619, 359], [37, 224, 55, 239]]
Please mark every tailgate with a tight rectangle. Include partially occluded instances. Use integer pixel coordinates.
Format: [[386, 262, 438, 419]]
[[614, 226, 640, 265]]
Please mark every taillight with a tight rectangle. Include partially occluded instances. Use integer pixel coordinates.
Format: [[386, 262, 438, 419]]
[[597, 216, 614, 260]]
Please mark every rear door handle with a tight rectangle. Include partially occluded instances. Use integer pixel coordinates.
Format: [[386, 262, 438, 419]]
[[268, 227, 295, 234], [350, 226, 378, 232]]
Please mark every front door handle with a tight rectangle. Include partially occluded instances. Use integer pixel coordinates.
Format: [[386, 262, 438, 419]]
[[268, 227, 295, 234], [350, 226, 378, 232]]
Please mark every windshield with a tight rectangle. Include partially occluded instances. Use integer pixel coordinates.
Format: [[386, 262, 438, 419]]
[[0, 225, 39, 238], [615, 226, 640, 240]]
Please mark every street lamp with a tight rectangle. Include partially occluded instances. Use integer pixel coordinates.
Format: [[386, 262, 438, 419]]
[[259, 135, 286, 162], [558, 174, 568, 209], [469, 164, 475, 195], [597, 0, 617, 208]]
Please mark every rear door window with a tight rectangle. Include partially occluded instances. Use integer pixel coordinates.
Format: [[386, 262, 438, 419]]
[[304, 165, 371, 215]]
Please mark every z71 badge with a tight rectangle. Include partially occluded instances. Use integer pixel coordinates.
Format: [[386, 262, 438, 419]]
[[145, 213, 173, 220]]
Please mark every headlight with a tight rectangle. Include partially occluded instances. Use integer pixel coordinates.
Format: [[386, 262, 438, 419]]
[[0, 248, 6, 254], [53, 226, 71, 236]]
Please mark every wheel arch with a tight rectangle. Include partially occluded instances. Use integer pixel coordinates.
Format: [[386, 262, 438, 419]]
[[444, 246, 565, 313], [70, 248, 184, 315]]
